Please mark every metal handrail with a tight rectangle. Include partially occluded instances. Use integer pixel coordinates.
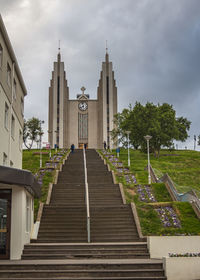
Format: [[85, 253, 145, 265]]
[[83, 147, 90, 242]]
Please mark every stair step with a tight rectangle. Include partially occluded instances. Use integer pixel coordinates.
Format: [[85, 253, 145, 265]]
[[0, 269, 165, 277]]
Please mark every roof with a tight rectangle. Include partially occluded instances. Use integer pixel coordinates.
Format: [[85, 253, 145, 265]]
[[0, 165, 41, 198], [0, 14, 27, 96]]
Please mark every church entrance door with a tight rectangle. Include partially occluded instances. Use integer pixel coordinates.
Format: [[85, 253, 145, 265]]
[[0, 190, 11, 259], [78, 143, 88, 149]]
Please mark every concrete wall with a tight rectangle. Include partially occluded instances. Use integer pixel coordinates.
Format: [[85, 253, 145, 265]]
[[147, 236, 200, 258], [0, 184, 34, 260], [68, 100, 79, 148], [88, 100, 98, 148], [164, 257, 200, 280]]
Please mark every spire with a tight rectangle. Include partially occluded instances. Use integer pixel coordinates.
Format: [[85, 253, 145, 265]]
[[57, 40, 61, 62], [105, 40, 109, 63]]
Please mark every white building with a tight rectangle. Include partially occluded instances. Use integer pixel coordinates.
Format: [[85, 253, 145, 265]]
[[0, 14, 41, 260], [0, 14, 27, 169]]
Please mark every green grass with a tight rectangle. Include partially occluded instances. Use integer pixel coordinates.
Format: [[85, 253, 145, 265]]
[[137, 202, 200, 236], [23, 149, 67, 220], [100, 149, 200, 236], [113, 148, 200, 196], [22, 149, 57, 173]]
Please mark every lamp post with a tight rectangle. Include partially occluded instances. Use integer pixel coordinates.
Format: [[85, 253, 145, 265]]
[[126, 131, 131, 167], [47, 130, 52, 159], [194, 135, 196, 151], [144, 135, 152, 184], [39, 120, 45, 168]]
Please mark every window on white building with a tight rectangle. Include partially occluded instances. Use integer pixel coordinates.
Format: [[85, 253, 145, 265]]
[[3, 153, 7, 166], [19, 129, 22, 151], [13, 79, 17, 100], [7, 63, 11, 87], [21, 97, 24, 116], [26, 195, 31, 232], [11, 115, 15, 139], [10, 161, 13, 167], [4, 102, 9, 129], [0, 44, 3, 68]]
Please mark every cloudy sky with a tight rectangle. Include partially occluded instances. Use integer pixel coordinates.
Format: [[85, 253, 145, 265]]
[[1, 0, 200, 149]]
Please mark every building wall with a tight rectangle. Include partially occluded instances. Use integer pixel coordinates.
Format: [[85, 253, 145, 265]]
[[68, 100, 79, 148], [0, 183, 34, 260], [88, 100, 98, 148], [0, 84, 23, 168], [0, 15, 26, 168]]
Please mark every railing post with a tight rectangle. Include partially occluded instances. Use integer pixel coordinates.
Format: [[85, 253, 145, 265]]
[[83, 147, 90, 243]]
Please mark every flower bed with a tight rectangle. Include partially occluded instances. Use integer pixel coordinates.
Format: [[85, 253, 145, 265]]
[[101, 150, 137, 185], [155, 206, 181, 228], [35, 149, 67, 186], [136, 184, 156, 202]]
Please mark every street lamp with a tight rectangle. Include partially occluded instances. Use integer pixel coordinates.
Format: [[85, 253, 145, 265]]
[[126, 131, 131, 167], [144, 135, 152, 184], [47, 130, 53, 158], [39, 120, 45, 168]]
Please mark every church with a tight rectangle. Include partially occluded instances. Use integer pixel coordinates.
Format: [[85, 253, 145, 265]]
[[48, 50, 118, 149]]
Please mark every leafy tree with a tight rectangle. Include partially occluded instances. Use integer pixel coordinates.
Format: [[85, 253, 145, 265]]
[[23, 117, 44, 150], [112, 102, 191, 157]]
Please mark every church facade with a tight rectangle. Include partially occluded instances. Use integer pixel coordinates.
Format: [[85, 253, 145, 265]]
[[48, 51, 118, 149]]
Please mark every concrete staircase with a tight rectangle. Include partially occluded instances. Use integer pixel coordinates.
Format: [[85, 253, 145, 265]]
[[87, 150, 141, 243], [0, 149, 167, 279]]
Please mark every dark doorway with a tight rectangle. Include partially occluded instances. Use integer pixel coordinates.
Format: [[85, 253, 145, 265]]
[[0, 190, 11, 259]]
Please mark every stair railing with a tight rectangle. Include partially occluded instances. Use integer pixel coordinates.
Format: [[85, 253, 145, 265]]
[[83, 147, 90, 242]]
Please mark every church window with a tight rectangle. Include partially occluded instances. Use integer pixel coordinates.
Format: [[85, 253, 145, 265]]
[[106, 76, 109, 104], [78, 113, 88, 140], [57, 76, 60, 104]]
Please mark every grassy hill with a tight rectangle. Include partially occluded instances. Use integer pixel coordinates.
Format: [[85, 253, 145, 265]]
[[23, 149, 67, 219], [100, 148, 200, 236], [116, 149, 200, 197]]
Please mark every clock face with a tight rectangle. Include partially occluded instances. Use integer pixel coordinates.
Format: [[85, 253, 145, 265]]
[[78, 102, 88, 111]]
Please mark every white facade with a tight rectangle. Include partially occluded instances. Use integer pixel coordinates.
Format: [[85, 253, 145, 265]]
[[0, 84, 23, 168], [0, 14, 26, 169], [0, 183, 34, 260]]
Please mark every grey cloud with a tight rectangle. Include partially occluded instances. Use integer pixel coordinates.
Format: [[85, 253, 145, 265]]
[[1, 0, 200, 149]]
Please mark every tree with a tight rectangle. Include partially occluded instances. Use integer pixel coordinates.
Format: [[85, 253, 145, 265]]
[[23, 117, 44, 150], [112, 102, 191, 157]]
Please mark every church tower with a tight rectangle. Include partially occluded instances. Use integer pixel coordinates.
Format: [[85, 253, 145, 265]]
[[48, 50, 117, 149], [97, 50, 117, 148], [48, 51, 69, 149]]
